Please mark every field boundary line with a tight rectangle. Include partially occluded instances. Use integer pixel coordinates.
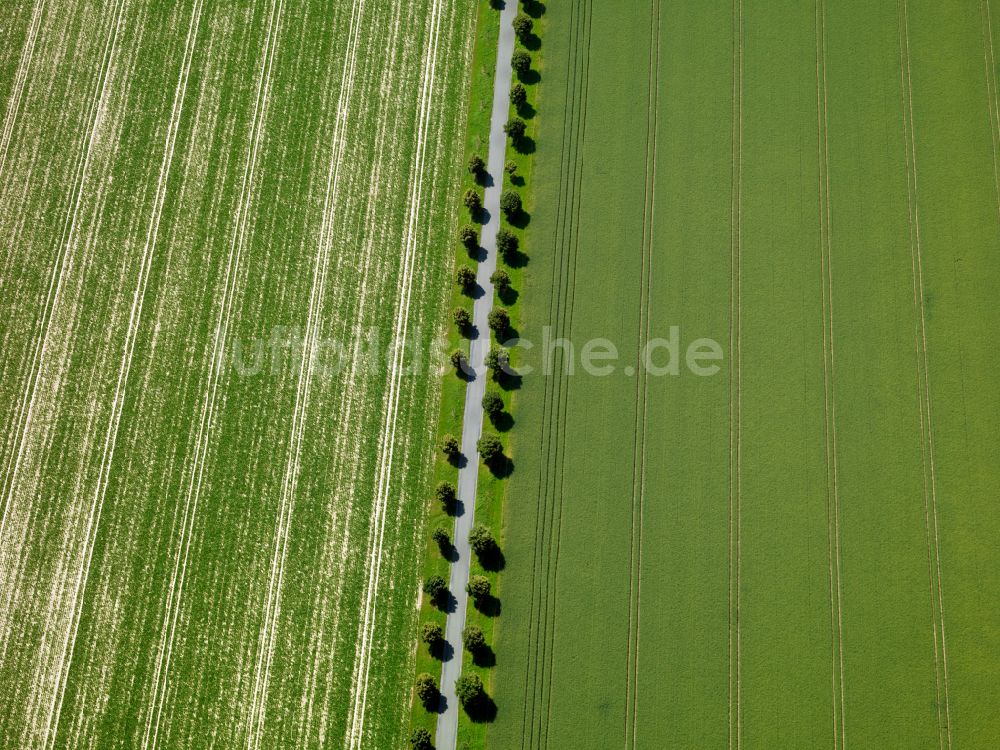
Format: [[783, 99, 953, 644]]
[[141, 2, 285, 745], [814, 0, 848, 746], [44, 3, 205, 747], [344, 0, 445, 744], [243, 2, 366, 747], [0, 0, 47, 183], [897, 2, 953, 747], [624, 2, 660, 747], [518, 0, 584, 744], [0, 0, 127, 564], [728, 0, 744, 746]]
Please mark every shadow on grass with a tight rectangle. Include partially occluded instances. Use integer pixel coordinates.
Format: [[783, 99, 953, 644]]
[[474, 593, 502, 618], [470, 644, 496, 668], [497, 285, 518, 305], [490, 411, 514, 433], [517, 69, 541, 85], [475, 543, 506, 572], [500, 247, 529, 269], [522, 0, 545, 18], [513, 135, 536, 155], [464, 693, 498, 723], [521, 33, 541, 51]]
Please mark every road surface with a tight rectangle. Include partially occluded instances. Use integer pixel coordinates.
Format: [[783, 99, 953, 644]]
[[435, 2, 517, 747]]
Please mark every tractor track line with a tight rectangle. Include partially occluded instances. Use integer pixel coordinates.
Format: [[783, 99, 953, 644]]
[[0, 0, 47, 184], [43, 4, 205, 746], [244, 2, 366, 746], [141, 2, 284, 745], [345, 0, 445, 744], [897, 2, 952, 746]]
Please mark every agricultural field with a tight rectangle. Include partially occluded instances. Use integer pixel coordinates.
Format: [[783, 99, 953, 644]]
[[492, 0, 1000, 748], [0, 0, 476, 747]]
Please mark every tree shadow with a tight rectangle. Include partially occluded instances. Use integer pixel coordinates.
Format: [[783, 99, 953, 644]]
[[474, 593, 502, 618], [501, 247, 529, 269], [494, 368, 522, 391], [475, 542, 506, 572], [518, 69, 541, 85], [514, 135, 536, 155], [464, 693, 497, 723], [475, 170, 493, 188], [474, 207, 491, 225], [508, 209, 531, 229], [449, 452, 468, 469], [484, 454, 513, 480], [466, 324, 481, 340], [496, 285, 518, 305], [470, 644, 496, 668], [517, 102, 536, 120], [508, 174, 525, 187], [436, 590, 458, 614], [440, 542, 459, 563], [468, 244, 486, 262], [467, 282, 485, 300], [433, 693, 448, 714], [490, 411, 514, 433], [522, 0, 545, 18], [430, 639, 455, 662], [444, 496, 464, 517], [521, 33, 541, 51]]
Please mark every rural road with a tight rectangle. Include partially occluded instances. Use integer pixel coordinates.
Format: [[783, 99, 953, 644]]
[[435, 1, 517, 748]]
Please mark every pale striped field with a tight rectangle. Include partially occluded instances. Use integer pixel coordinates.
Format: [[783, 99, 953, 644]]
[[0, 1, 474, 747]]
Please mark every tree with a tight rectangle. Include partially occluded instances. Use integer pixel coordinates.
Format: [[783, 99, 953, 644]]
[[415, 673, 439, 710], [454, 673, 484, 710], [434, 481, 457, 508], [458, 224, 478, 251], [439, 434, 460, 459], [463, 188, 482, 213], [513, 13, 534, 42], [432, 526, 450, 552], [466, 574, 491, 603], [488, 307, 510, 336], [468, 153, 485, 176], [510, 82, 527, 110], [504, 117, 526, 142], [421, 621, 444, 649], [456, 264, 476, 291], [511, 50, 531, 77], [484, 345, 509, 376], [500, 190, 522, 218], [422, 575, 447, 603], [482, 390, 504, 418], [504, 160, 518, 176], [495, 228, 518, 261], [490, 269, 511, 292], [468, 524, 495, 557], [449, 349, 468, 372], [477, 434, 503, 464], [409, 727, 433, 750], [452, 307, 472, 330], [462, 625, 486, 654]]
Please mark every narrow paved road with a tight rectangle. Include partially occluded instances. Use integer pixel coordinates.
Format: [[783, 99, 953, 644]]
[[435, 2, 517, 748]]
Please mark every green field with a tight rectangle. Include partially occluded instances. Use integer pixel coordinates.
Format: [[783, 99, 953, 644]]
[[492, 0, 1000, 748], [0, 0, 475, 747]]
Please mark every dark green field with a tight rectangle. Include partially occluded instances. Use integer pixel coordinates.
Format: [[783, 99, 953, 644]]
[[491, 1, 1000, 747]]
